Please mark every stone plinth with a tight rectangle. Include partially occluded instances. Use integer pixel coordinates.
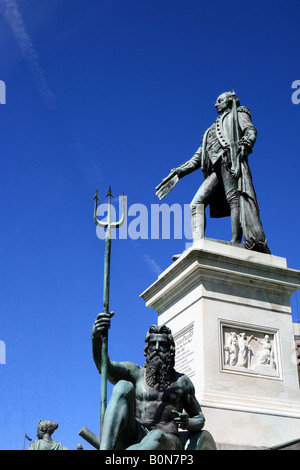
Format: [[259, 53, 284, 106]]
[[140, 239, 300, 449]]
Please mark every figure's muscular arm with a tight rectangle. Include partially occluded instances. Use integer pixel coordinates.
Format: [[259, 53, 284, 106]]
[[91, 313, 140, 385], [175, 375, 205, 433]]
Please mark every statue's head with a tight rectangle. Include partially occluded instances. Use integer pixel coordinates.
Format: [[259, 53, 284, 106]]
[[215, 91, 240, 114], [144, 325, 176, 388], [144, 324, 175, 360], [37, 420, 58, 439]]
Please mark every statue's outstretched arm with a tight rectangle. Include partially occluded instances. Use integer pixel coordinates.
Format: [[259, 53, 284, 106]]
[[155, 146, 202, 200], [176, 146, 202, 178]]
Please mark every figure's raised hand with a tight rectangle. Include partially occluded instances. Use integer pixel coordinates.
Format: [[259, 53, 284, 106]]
[[91, 312, 114, 338]]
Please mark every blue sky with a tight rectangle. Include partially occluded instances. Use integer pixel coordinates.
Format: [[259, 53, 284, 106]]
[[0, 0, 300, 450]]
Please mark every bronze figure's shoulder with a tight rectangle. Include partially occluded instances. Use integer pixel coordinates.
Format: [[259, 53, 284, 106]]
[[237, 105, 251, 117]]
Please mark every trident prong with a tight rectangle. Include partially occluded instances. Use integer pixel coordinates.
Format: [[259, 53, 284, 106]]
[[93, 187, 126, 232], [93, 189, 101, 226], [92, 187, 126, 448], [114, 192, 127, 229]]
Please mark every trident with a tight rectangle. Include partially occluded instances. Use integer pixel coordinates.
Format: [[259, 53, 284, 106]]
[[93, 187, 126, 445]]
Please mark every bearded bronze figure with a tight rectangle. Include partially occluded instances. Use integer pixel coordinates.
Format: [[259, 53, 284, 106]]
[[91, 313, 206, 450]]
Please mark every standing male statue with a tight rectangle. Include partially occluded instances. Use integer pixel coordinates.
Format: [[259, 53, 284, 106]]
[[156, 91, 270, 255], [91, 313, 206, 450]]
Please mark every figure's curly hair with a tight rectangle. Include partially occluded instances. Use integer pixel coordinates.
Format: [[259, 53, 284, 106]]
[[37, 420, 58, 436], [144, 324, 175, 359], [220, 91, 240, 108]]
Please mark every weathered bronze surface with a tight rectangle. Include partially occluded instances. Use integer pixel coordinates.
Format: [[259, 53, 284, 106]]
[[26, 420, 67, 450], [90, 314, 206, 450], [93, 188, 126, 440], [156, 91, 270, 254]]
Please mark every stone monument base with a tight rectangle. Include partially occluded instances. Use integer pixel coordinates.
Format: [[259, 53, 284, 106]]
[[141, 239, 300, 449]]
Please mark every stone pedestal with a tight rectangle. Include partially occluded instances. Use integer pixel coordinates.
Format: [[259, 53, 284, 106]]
[[140, 239, 300, 449]]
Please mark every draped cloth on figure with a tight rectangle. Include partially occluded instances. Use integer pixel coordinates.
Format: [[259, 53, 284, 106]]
[[27, 439, 67, 450], [182, 106, 270, 254]]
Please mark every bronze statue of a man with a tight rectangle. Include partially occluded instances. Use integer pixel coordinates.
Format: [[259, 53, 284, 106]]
[[157, 91, 270, 255], [92, 313, 205, 450], [26, 420, 67, 450]]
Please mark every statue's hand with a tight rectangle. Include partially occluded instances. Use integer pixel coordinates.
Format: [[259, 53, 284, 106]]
[[171, 167, 183, 178], [91, 312, 114, 338], [230, 155, 241, 179], [231, 167, 241, 179], [239, 143, 251, 160], [172, 410, 189, 430]]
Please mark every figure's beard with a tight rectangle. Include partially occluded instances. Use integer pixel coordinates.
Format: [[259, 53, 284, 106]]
[[144, 351, 175, 389]]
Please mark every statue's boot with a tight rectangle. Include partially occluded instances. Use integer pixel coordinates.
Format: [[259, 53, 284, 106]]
[[230, 205, 271, 253], [172, 203, 205, 261], [230, 206, 242, 245], [192, 203, 205, 241]]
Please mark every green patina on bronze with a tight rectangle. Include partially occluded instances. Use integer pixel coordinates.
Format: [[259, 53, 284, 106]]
[[93, 188, 126, 447], [156, 90, 270, 255], [26, 420, 67, 451]]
